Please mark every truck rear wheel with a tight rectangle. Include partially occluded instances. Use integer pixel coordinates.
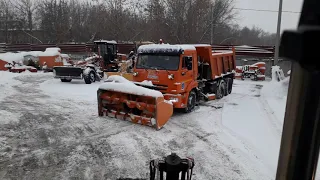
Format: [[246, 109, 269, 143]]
[[216, 80, 226, 99], [184, 91, 196, 113], [226, 78, 233, 95], [61, 79, 72, 82]]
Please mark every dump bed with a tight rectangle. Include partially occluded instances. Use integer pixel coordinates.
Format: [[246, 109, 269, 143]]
[[194, 45, 236, 80]]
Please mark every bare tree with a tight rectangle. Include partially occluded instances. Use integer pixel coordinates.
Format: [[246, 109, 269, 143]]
[[0, 0, 276, 45]]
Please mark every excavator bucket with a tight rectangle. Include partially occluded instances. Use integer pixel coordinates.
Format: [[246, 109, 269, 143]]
[[97, 76, 173, 130]]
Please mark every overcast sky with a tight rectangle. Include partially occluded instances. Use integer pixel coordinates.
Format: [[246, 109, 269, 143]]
[[234, 0, 303, 33]]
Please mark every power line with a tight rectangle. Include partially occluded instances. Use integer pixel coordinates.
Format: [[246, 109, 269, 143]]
[[234, 7, 301, 14]]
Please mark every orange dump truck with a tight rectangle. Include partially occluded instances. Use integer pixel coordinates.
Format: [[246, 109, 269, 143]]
[[97, 44, 236, 130]]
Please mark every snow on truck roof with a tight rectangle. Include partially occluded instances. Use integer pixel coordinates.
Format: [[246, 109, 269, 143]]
[[137, 44, 196, 54], [94, 40, 117, 44]]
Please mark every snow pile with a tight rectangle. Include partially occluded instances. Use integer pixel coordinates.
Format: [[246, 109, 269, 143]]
[[11, 65, 36, 70], [0, 48, 61, 63], [261, 75, 290, 127], [0, 51, 42, 63], [261, 77, 289, 99], [287, 70, 291, 75], [271, 66, 285, 82], [100, 75, 163, 98], [39, 47, 61, 57], [137, 44, 196, 54], [4, 63, 13, 68], [83, 67, 92, 76], [40, 78, 102, 102], [0, 71, 20, 102], [140, 80, 153, 86], [222, 95, 281, 177], [221, 80, 284, 178], [0, 52, 24, 63]]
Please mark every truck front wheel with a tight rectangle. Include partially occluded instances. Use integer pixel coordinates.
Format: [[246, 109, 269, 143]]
[[84, 71, 95, 84], [184, 91, 196, 113]]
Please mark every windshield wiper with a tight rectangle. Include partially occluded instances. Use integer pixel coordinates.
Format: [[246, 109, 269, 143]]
[[151, 65, 170, 74], [139, 64, 150, 72]]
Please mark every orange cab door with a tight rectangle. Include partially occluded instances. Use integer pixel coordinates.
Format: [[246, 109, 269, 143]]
[[181, 55, 194, 83]]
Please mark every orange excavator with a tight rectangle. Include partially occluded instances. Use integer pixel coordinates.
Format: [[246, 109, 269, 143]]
[[97, 42, 236, 130]]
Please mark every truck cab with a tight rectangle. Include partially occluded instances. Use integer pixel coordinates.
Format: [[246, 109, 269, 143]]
[[132, 44, 200, 110], [93, 40, 118, 72], [133, 44, 236, 111]]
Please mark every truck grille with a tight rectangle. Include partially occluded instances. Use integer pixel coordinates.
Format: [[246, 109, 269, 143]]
[[135, 83, 168, 91]]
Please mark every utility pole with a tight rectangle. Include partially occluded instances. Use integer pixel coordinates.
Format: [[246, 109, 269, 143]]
[[210, 5, 214, 45], [274, 0, 283, 65]]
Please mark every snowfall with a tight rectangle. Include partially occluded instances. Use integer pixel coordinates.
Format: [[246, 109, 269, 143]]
[[0, 70, 317, 180]]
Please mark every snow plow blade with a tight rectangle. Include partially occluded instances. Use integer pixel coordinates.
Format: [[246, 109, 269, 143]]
[[53, 66, 83, 79], [97, 76, 173, 130]]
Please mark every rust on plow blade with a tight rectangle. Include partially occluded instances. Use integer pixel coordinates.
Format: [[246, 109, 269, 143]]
[[97, 89, 173, 130]]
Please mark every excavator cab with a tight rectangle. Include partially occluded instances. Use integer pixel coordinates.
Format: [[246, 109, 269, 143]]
[[93, 40, 119, 72]]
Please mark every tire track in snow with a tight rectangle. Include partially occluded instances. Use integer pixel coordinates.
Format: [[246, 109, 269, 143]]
[[219, 82, 281, 179], [205, 92, 274, 180], [0, 74, 275, 180], [168, 109, 251, 180], [258, 96, 282, 136], [0, 74, 115, 180]]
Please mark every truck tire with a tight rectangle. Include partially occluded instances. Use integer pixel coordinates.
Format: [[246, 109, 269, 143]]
[[84, 71, 95, 84], [61, 79, 72, 82], [184, 90, 196, 113], [226, 78, 233, 95], [216, 80, 226, 99]]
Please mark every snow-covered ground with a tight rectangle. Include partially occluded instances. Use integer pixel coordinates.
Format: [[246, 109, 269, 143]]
[[0, 72, 291, 180]]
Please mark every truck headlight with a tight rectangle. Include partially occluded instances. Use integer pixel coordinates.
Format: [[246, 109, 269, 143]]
[[168, 74, 174, 80], [133, 72, 138, 76]]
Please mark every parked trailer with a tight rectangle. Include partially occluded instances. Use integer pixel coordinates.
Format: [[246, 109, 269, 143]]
[[235, 62, 266, 81], [97, 44, 236, 130]]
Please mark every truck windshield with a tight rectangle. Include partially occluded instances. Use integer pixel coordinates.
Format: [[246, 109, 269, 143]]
[[136, 55, 180, 70]]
